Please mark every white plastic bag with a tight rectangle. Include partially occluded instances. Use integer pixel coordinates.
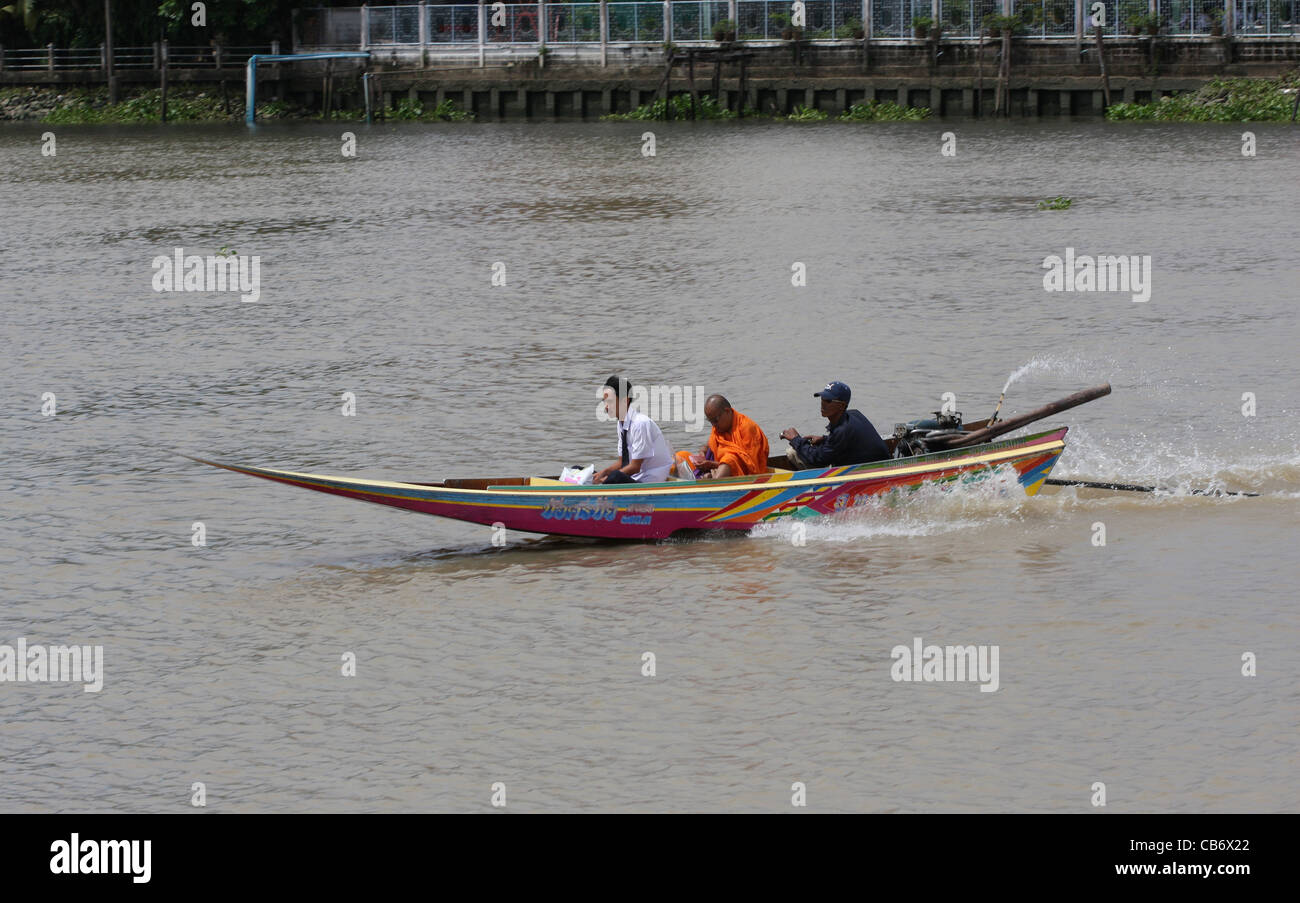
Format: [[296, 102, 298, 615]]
[[559, 464, 595, 485]]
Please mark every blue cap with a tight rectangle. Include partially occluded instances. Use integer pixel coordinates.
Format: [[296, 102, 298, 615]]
[[814, 381, 851, 404]]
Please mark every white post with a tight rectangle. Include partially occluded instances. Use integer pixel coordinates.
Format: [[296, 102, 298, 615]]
[[864, 0, 871, 38], [601, 0, 608, 65], [361, 4, 370, 50], [478, 1, 486, 67], [540, 0, 548, 50], [418, 0, 428, 67], [666, 0, 672, 43]]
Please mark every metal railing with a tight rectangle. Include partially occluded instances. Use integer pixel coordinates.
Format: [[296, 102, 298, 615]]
[[486, 4, 542, 42], [870, 0, 934, 37], [607, 3, 665, 42], [939, 0, 1000, 37], [548, 3, 604, 42], [1234, 0, 1297, 34], [1104, 0, 1154, 35], [429, 5, 481, 43], [670, 1, 732, 40], [1159, 0, 1212, 33], [368, 4, 422, 43], [1011, 0, 1079, 35], [0, 44, 271, 71], [305, 2, 1299, 45]]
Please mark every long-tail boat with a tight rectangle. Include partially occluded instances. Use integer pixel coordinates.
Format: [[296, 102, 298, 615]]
[[191, 385, 1110, 541]]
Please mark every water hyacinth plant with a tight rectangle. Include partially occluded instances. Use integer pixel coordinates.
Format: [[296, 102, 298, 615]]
[[1105, 78, 1300, 122], [838, 100, 931, 121]]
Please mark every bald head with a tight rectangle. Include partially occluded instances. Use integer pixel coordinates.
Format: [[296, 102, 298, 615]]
[[704, 395, 734, 433]]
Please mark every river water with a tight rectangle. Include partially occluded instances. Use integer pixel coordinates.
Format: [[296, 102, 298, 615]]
[[2, 119, 1297, 812]]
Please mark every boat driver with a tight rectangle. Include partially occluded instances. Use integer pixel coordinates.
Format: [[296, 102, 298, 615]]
[[779, 380, 890, 469]]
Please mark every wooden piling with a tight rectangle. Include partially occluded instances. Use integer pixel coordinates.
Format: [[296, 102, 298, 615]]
[[688, 50, 697, 119], [159, 43, 167, 123], [322, 58, 333, 119], [1093, 25, 1111, 108], [996, 30, 1011, 116], [737, 54, 747, 118], [975, 30, 984, 118]]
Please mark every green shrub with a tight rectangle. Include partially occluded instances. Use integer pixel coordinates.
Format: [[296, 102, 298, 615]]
[[1105, 77, 1299, 122]]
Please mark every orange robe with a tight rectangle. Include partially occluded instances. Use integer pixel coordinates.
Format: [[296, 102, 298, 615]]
[[708, 409, 770, 476]]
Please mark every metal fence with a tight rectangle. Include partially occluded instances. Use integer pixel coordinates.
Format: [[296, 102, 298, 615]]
[[608, 3, 665, 42], [548, 3, 603, 41], [0, 44, 270, 71], [429, 4, 480, 42], [871, 0, 934, 37], [368, 4, 422, 43], [738, 0, 860, 39], [293, 2, 1300, 45], [1012, 0, 1078, 34], [486, 4, 542, 41], [1234, 0, 1295, 33], [670, 1, 732, 40], [939, 0, 1000, 36], [1103, 0, 1154, 34]]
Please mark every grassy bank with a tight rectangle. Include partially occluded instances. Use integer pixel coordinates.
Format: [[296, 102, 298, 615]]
[[1105, 77, 1300, 122], [0, 86, 474, 124]]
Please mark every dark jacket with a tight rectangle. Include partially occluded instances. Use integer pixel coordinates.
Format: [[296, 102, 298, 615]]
[[791, 409, 890, 467]]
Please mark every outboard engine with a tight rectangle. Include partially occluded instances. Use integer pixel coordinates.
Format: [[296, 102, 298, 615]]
[[892, 410, 965, 458]]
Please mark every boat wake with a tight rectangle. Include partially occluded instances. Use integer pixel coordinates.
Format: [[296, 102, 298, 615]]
[[749, 465, 1033, 544], [989, 353, 1300, 499], [1059, 424, 1300, 498]]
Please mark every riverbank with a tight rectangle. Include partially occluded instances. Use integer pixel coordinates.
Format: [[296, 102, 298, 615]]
[[7, 75, 1296, 124], [0, 87, 299, 123], [2, 83, 932, 124], [1105, 76, 1300, 122]]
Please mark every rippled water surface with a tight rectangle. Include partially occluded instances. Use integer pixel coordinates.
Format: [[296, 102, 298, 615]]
[[2, 119, 1298, 812]]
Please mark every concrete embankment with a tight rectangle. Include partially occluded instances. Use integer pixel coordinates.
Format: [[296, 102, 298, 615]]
[[4, 39, 1297, 119], [339, 40, 1300, 118]]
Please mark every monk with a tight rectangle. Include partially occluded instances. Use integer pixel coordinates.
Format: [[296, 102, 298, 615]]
[[690, 395, 770, 479]]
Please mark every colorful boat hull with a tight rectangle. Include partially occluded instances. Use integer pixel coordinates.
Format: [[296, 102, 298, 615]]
[[193, 427, 1068, 540]]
